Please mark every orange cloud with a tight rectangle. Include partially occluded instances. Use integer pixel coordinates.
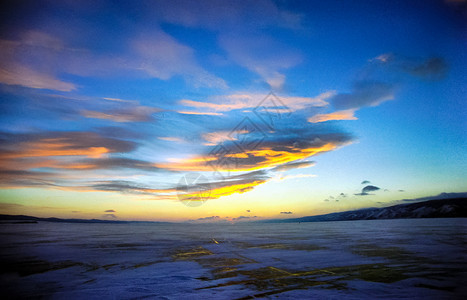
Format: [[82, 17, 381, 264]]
[[3, 140, 109, 159], [155, 142, 344, 172], [181, 179, 267, 201], [308, 109, 357, 123]]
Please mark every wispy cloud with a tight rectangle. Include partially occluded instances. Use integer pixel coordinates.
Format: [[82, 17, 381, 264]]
[[132, 31, 227, 88], [0, 131, 136, 159], [308, 109, 357, 123], [202, 129, 249, 146], [177, 111, 223, 116], [331, 81, 396, 110], [151, 0, 303, 30], [272, 161, 315, 172], [158, 137, 185, 143], [372, 53, 448, 81], [179, 92, 330, 113], [81, 105, 160, 122], [219, 35, 302, 90]]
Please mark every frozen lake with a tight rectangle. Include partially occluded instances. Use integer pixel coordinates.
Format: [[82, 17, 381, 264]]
[[1, 218, 466, 299]]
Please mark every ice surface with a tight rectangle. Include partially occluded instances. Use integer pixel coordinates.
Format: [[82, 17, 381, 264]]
[[1, 218, 466, 299]]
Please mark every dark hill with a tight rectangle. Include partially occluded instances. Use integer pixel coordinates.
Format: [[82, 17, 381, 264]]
[[265, 197, 467, 223]]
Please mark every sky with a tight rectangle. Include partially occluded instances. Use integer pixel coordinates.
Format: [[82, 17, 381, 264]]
[[0, 0, 466, 222]]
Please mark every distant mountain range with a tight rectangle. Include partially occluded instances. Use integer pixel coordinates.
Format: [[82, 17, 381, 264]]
[[0, 215, 169, 224], [264, 197, 467, 223]]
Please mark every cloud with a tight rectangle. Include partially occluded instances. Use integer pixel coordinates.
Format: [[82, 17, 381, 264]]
[[158, 137, 185, 143], [280, 211, 293, 214], [81, 105, 161, 122], [202, 129, 249, 146], [0, 33, 77, 91], [373, 54, 448, 81], [104, 209, 115, 213], [0, 131, 136, 160], [219, 35, 302, 90], [132, 31, 227, 88], [331, 81, 396, 110], [156, 129, 352, 173], [179, 92, 330, 113], [152, 0, 303, 30], [246, 210, 250, 212], [91, 181, 176, 196], [177, 171, 270, 200], [0, 64, 76, 92], [402, 57, 448, 80], [361, 180, 371, 184], [0, 27, 227, 92], [363, 185, 381, 193], [177, 111, 223, 116], [48, 157, 160, 171], [272, 161, 316, 172], [0, 130, 159, 189], [274, 174, 316, 181], [0, 202, 24, 210], [355, 185, 381, 196], [308, 109, 357, 123]]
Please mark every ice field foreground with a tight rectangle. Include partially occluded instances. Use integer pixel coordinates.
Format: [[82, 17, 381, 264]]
[[1, 219, 466, 299]]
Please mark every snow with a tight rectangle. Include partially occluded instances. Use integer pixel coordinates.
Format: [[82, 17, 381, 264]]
[[0, 218, 466, 299]]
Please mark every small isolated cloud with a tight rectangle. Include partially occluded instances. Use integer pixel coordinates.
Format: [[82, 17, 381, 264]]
[[356, 185, 381, 196], [324, 192, 348, 203], [246, 210, 250, 212], [104, 209, 115, 213], [361, 180, 371, 184], [363, 185, 381, 193], [280, 211, 293, 215], [398, 189, 405, 192]]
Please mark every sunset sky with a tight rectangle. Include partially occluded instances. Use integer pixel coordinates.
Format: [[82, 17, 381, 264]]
[[0, 0, 465, 221]]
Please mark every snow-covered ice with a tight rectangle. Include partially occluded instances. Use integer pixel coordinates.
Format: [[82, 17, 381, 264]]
[[1, 218, 466, 299]]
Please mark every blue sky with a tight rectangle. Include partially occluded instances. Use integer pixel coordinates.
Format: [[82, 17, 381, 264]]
[[0, 0, 465, 221]]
